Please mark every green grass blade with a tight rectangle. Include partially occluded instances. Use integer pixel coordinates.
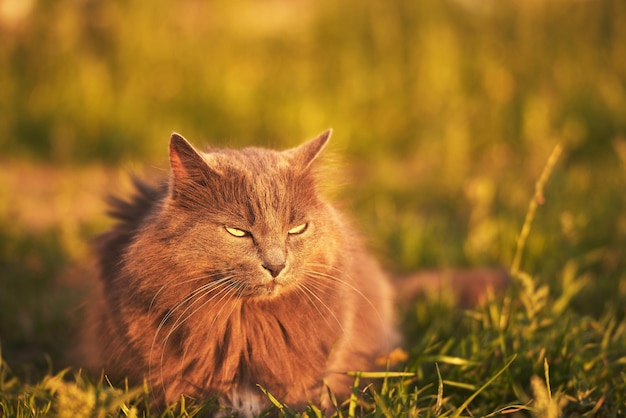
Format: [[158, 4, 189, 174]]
[[256, 384, 285, 411], [450, 355, 517, 418]]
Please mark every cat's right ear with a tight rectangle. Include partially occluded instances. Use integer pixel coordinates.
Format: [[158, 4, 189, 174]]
[[169, 133, 214, 199], [170, 133, 203, 179]]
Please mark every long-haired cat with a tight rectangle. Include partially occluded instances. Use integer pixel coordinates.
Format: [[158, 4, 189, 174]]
[[83, 130, 397, 416]]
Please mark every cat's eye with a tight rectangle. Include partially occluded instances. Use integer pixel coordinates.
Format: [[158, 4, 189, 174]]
[[225, 227, 249, 237], [288, 223, 308, 235]]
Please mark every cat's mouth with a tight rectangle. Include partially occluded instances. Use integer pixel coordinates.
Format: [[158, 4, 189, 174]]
[[259, 279, 282, 297], [249, 278, 287, 298], [239, 271, 292, 298]]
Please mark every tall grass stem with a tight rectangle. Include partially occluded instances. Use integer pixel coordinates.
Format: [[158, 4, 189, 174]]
[[510, 143, 565, 277]]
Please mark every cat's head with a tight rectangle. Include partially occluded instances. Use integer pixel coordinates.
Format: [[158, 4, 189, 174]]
[[144, 130, 342, 299]]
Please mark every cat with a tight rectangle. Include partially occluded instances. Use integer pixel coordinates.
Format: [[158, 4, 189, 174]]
[[81, 130, 398, 416]]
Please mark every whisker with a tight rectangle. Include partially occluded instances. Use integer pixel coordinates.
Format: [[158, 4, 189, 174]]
[[303, 266, 388, 329], [295, 282, 345, 334], [167, 278, 240, 342], [155, 278, 238, 400], [177, 281, 247, 380], [149, 270, 234, 313], [156, 278, 235, 352], [203, 281, 248, 339], [152, 276, 234, 345], [293, 285, 335, 331], [149, 276, 235, 395], [151, 278, 232, 357]]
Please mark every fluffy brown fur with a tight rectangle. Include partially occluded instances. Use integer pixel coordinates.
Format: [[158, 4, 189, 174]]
[[82, 130, 397, 416]]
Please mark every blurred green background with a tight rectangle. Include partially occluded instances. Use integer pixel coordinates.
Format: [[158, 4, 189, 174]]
[[1, 0, 625, 375]]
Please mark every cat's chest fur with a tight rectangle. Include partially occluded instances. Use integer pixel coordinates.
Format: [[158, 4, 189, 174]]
[[154, 292, 343, 405]]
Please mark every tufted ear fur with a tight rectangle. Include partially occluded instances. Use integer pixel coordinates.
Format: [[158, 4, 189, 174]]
[[286, 129, 331, 171]]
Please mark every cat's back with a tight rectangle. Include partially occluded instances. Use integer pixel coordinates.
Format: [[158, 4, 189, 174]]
[[95, 178, 167, 282]]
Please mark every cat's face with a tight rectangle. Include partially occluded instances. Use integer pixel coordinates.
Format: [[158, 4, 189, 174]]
[[134, 130, 340, 301]]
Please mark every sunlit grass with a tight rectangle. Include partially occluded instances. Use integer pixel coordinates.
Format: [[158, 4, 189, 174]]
[[1, 140, 625, 417]]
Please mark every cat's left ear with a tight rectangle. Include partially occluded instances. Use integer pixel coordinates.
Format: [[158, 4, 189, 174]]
[[287, 129, 331, 170]]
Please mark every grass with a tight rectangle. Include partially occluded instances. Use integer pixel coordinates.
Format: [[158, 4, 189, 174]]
[[1, 143, 625, 417], [1, 0, 626, 416]]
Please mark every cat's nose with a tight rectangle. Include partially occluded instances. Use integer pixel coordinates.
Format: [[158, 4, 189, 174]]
[[263, 262, 286, 278]]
